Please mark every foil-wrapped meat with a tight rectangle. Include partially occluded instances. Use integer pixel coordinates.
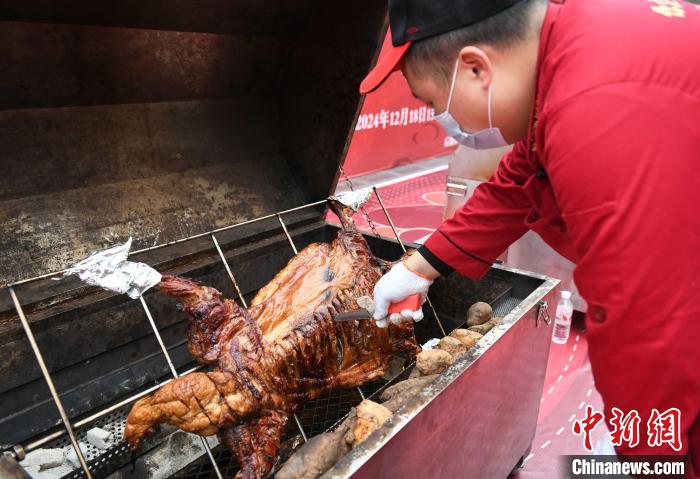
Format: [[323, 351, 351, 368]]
[[124, 200, 419, 478]]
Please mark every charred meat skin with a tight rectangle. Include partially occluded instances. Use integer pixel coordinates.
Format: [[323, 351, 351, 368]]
[[124, 200, 419, 478]]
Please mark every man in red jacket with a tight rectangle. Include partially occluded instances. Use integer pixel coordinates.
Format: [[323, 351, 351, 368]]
[[363, 0, 700, 473]]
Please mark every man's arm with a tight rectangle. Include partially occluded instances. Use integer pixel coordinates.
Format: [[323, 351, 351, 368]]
[[414, 141, 535, 279], [372, 141, 534, 322]]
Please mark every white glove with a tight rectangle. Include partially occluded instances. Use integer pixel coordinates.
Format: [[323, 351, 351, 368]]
[[372, 261, 433, 327]]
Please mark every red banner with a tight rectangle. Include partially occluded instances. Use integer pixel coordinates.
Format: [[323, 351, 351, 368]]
[[344, 32, 457, 177]]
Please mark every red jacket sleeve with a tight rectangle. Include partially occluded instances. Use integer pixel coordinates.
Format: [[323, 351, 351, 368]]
[[419, 141, 534, 279]]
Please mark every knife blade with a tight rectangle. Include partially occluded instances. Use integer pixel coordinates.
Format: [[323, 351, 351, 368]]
[[333, 309, 374, 322]]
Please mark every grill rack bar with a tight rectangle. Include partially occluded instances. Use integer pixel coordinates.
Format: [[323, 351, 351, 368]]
[[7, 286, 93, 478], [276, 214, 299, 255], [137, 296, 224, 479], [4, 187, 446, 476], [211, 234, 248, 308], [24, 365, 202, 453]]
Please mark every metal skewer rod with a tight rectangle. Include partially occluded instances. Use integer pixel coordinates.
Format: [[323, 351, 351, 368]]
[[20, 365, 202, 454], [276, 212, 368, 405], [137, 296, 223, 479], [371, 187, 447, 337], [8, 286, 93, 479], [276, 214, 298, 255], [211, 223, 308, 443], [130, 199, 324, 257], [293, 415, 308, 442], [211, 234, 248, 308], [6, 198, 329, 288]]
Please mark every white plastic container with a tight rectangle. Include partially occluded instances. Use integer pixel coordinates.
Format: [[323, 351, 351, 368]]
[[552, 290, 574, 344]]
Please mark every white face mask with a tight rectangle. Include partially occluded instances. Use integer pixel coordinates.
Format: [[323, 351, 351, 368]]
[[434, 61, 510, 150]]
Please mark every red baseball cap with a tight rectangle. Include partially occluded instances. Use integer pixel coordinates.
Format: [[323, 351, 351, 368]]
[[359, 30, 412, 95], [360, 0, 524, 94]]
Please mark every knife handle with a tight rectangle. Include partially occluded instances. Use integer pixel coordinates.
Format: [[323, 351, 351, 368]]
[[387, 294, 422, 315]]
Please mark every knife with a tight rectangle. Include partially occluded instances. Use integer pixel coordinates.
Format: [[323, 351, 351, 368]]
[[333, 294, 422, 322]]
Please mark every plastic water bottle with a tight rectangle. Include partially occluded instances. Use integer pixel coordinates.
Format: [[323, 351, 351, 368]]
[[552, 290, 574, 344]]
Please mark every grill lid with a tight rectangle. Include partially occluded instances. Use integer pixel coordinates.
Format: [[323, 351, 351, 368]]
[[0, 0, 389, 286]]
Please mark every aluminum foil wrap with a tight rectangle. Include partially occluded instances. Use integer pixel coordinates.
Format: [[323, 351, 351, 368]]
[[63, 238, 161, 299], [421, 338, 441, 350], [332, 187, 372, 211]]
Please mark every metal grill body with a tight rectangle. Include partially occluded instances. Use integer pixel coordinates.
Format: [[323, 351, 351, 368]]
[[2, 210, 558, 478]]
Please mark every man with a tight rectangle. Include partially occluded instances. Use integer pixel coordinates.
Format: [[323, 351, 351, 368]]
[[362, 0, 700, 472]]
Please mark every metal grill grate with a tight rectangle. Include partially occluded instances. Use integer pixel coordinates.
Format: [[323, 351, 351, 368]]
[[50, 411, 126, 460], [174, 445, 236, 479], [492, 295, 522, 318], [30, 408, 132, 478], [298, 388, 364, 438], [174, 382, 386, 478]]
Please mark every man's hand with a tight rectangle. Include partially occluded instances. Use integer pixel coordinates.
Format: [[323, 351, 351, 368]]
[[372, 253, 441, 327]]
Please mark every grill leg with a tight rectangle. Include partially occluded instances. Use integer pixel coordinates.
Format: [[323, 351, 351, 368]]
[[137, 296, 224, 479], [8, 286, 93, 479], [371, 187, 447, 337]]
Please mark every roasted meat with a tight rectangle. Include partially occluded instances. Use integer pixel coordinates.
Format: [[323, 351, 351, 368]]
[[124, 199, 419, 478]]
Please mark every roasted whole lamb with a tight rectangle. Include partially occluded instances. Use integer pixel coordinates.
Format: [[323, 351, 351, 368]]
[[123, 199, 420, 478]]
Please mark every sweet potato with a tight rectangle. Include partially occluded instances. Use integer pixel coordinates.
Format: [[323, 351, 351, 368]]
[[276, 411, 355, 479], [449, 329, 483, 350], [346, 400, 392, 447], [466, 302, 492, 327], [381, 375, 438, 413], [408, 367, 422, 379], [382, 385, 421, 413], [438, 336, 467, 357], [380, 375, 439, 402], [415, 349, 453, 375], [468, 316, 502, 335]]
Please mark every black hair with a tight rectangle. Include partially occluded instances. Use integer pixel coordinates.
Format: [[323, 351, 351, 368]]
[[405, 0, 546, 84]]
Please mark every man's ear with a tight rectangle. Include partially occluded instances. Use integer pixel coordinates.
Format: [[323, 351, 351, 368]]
[[457, 46, 492, 90]]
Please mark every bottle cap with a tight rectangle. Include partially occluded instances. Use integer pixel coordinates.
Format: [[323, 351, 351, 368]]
[[561, 290, 572, 299]]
